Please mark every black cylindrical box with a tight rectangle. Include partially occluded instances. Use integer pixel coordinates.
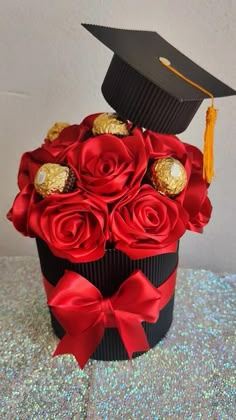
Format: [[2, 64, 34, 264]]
[[36, 238, 178, 361]]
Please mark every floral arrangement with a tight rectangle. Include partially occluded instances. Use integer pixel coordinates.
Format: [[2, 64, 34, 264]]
[[8, 112, 212, 263]]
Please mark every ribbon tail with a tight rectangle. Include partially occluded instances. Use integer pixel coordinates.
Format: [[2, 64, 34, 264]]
[[115, 313, 150, 359], [53, 320, 104, 369]]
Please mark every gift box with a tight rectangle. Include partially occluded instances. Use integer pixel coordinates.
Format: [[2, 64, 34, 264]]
[[8, 24, 235, 368], [36, 237, 178, 361]]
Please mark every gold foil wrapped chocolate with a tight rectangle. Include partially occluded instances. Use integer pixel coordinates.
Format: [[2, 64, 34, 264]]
[[150, 157, 187, 197], [47, 122, 70, 142], [34, 163, 76, 198], [92, 113, 129, 136]]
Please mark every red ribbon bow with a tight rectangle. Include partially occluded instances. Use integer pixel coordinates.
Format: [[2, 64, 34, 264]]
[[45, 269, 176, 368]]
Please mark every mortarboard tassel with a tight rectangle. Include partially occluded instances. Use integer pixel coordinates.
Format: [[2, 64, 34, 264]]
[[203, 103, 217, 183], [160, 58, 218, 183]]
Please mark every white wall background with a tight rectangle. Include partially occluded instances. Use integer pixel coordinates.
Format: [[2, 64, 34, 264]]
[[1, 0, 236, 272]]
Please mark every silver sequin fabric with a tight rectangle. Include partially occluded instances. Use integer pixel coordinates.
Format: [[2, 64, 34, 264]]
[[0, 257, 235, 419]]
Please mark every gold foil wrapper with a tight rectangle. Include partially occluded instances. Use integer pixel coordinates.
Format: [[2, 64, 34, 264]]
[[151, 157, 187, 197], [34, 163, 70, 198], [47, 122, 70, 142], [92, 113, 129, 136]]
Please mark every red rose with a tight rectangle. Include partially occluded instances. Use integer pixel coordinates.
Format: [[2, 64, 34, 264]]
[[18, 125, 88, 191], [28, 192, 109, 262], [144, 130, 212, 232], [144, 131, 188, 161], [67, 128, 148, 203], [184, 143, 204, 174], [18, 148, 59, 190], [15, 146, 75, 237], [144, 130, 192, 203], [7, 184, 39, 237], [183, 143, 212, 232], [110, 185, 189, 259], [186, 194, 212, 232], [42, 124, 88, 157]]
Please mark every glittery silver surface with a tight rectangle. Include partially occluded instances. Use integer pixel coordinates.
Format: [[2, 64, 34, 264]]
[[0, 257, 235, 419], [0, 257, 93, 420]]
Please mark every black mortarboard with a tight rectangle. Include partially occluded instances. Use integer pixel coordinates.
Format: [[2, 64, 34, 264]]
[[82, 24, 236, 134]]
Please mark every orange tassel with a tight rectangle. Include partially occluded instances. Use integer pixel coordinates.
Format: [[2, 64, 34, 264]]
[[159, 58, 218, 184], [203, 106, 218, 183]]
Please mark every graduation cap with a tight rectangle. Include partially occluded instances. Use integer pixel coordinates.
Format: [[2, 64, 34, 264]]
[[82, 24, 236, 182]]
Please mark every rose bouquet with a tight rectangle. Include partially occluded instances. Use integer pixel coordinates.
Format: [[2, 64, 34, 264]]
[[7, 113, 212, 367]]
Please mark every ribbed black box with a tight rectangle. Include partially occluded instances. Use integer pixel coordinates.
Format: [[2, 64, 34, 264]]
[[36, 238, 178, 361]]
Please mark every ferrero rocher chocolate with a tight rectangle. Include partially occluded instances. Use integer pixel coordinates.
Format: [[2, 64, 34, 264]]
[[34, 163, 76, 198], [47, 122, 70, 142], [150, 157, 187, 197], [92, 113, 129, 136]]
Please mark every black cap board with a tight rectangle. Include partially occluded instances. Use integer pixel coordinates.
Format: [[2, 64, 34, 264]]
[[82, 24, 236, 134]]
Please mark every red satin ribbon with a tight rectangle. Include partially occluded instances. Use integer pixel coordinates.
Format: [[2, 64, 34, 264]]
[[43, 268, 177, 368]]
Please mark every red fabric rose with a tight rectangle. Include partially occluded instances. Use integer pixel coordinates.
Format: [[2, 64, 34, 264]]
[[144, 130, 212, 232], [67, 128, 148, 203], [7, 184, 39, 237], [18, 148, 59, 190], [42, 124, 88, 157], [144, 131, 188, 161], [16, 145, 75, 237], [183, 143, 212, 232], [28, 192, 109, 262], [110, 185, 189, 259], [184, 143, 204, 174], [144, 131, 193, 206], [18, 125, 88, 191], [186, 193, 212, 232]]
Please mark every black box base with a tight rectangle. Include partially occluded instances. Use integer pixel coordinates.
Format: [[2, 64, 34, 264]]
[[36, 238, 178, 361]]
